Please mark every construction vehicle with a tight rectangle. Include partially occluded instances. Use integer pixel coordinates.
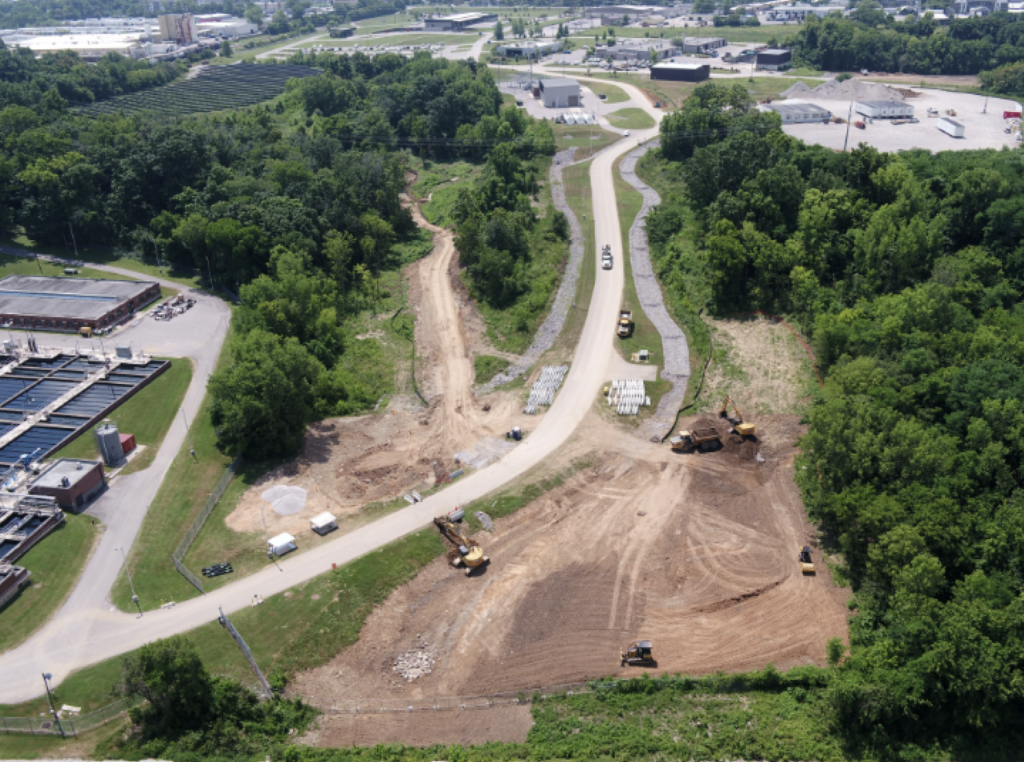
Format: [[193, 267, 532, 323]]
[[855, 120, 865, 129], [799, 546, 816, 574], [79, 326, 93, 338], [621, 640, 655, 666], [617, 310, 633, 337], [669, 427, 721, 453], [434, 516, 489, 575], [946, 108, 957, 116], [719, 394, 756, 437], [927, 107, 939, 117]]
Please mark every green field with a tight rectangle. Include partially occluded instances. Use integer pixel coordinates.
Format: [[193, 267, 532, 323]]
[[583, 79, 630, 103], [312, 32, 473, 48], [0, 513, 100, 654], [550, 160, 597, 360], [553, 123, 621, 160], [53, 359, 193, 476], [606, 107, 656, 129]]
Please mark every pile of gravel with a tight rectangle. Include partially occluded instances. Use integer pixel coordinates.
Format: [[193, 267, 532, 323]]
[[782, 78, 905, 101], [393, 643, 434, 681], [477, 147, 585, 392], [619, 142, 691, 441], [262, 484, 307, 516]]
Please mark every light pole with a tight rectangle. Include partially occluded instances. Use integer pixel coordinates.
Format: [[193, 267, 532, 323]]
[[116, 547, 143, 617], [42, 673, 66, 739], [180, 407, 196, 461]]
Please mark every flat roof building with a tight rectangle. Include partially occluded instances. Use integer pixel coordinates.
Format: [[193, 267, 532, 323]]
[[854, 100, 914, 118], [676, 36, 727, 54], [596, 40, 679, 60], [30, 459, 106, 511], [756, 48, 792, 70], [760, 101, 832, 123], [0, 276, 160, 334], [423, 12, 497, 31], [8, 33, 144, 59], [650, 62, 710, 82], [494, 40, 563, 58], [538, 77, 581, 107]]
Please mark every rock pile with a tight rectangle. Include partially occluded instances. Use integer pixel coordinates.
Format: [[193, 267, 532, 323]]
[[393, 645, 434, 681], [782, 78, 906, 101]]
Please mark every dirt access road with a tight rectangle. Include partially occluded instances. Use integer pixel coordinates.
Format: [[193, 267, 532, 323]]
[[294, 415, 850, 747], [0, 79, 664, 702]]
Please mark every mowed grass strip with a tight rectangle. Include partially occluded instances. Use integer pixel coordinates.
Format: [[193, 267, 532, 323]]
[[553, 123, 621, 161], [583, 79, 631, 104], [0, 514, 100, 655], [553, 159, 596, 358], [606, 107, 656, 130], [53, 359, 192, 476]]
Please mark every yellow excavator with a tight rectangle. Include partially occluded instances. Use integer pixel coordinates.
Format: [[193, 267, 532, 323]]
[[434, 516, 489, 575], [621, 640, 655, 667], [719, 394, 756, 438]]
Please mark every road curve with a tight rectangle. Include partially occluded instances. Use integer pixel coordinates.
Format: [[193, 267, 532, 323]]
[[0, 79, 663, 703]]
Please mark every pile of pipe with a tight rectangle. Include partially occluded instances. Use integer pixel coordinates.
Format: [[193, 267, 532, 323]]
[[524, 365, 569, 414], [607, 378, 650, 416]]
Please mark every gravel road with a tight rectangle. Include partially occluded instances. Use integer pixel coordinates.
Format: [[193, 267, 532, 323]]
[[477, 147, 585, 392], [619, 142, 691, 440]]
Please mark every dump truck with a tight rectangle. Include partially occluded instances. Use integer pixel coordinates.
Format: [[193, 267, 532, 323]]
[[617, 310, 633, 337], [799, 546, 816, 574], [719, 394, 756, 437], [621, 640, 655, 666], [669, 427, 722, 453], [434, 516, 489, 575]]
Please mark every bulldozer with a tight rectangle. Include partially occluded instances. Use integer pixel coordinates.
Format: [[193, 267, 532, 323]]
[[669, 427, 722, 453], [719, 394, 756, 438], [799, 545, 816, 574], [621, 640, 655, 667], [434, 516, 489, 575]]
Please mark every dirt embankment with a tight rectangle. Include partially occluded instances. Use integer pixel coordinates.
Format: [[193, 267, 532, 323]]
[[291, 415, 850, 747]]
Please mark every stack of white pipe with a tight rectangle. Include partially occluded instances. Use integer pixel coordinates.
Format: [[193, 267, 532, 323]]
[[524, 364, 569, 414], [607, 378, 649, 416]]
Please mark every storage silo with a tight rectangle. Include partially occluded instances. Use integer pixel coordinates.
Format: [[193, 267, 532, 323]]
[[95, 423, 125, 467]]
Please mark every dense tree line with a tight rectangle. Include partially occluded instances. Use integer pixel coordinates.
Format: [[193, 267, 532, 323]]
[[650, 81, 1024, 755], [783, 8, 1024, 77]]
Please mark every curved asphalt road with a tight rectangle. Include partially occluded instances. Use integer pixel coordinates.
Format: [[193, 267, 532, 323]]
[[0, 80, 662, 703]]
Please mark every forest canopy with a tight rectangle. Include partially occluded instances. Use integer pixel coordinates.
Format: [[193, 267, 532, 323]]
[[650, 81, 1024, 755]]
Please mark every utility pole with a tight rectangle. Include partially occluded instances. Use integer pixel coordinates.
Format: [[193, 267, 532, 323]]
[[42, 673, 66, 739], [180, 408, 196, 461], [842, 101, 854, 152], [117, 546, 143, 616]]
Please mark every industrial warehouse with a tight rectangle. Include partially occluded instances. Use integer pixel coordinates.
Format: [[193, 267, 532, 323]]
[[422, 12, 497, 31], [0, 276, 160, 334], [650, 62, 710, 82], [760, 101, 833, 123]]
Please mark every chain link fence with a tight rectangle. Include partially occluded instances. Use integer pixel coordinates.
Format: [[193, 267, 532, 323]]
[[0, 696, 140, 737], [172, 455, 242, 594]]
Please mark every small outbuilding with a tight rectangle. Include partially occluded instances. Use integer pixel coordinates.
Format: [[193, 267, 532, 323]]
[[756, 48, 792, 70], [29, 458, 106, 510], [310, 511, 338, 536], [854, 100, 914, 118], [760, 101, 832, 124], [650, 62, 709, 82], [539, 77, 581, 108], [268, 532, 297, 557]]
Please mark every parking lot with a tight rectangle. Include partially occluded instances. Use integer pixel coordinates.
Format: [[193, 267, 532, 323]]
[[783, 89, 1023, 152]]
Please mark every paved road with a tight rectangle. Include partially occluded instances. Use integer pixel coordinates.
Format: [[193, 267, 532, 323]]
[[0, 81, 663, 703]]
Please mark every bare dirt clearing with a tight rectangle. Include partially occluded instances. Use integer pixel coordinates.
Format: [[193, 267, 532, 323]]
[[226, 195, 534, 544], [698, 316, 816, 416], [291, 414, 849, 747]]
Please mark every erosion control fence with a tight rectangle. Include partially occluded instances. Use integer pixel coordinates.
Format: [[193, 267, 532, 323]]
[[172, 455, 242, 594], [0, 697, 140, 736]]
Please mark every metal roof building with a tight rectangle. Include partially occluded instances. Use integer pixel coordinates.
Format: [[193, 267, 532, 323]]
[[538, 77, 581, 108], [854, 100, 915, 118], [650, 62, 710, 82], [760, 101, 832, 123], [0, 276, 160, 333], [423, 12, 497, 31]]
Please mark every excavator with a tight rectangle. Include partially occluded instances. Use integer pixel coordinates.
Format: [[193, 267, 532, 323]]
[[719, 394, 756, 437], [434, 516, 489, 575], [621, 640, 655, 667]]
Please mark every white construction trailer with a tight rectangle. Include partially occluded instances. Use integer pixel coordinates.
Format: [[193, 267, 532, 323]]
[[938, 117, 965, 137], [854, 100, 914, 119]]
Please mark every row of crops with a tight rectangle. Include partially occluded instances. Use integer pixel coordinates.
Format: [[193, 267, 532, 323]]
[[75, 63, 319, 118]]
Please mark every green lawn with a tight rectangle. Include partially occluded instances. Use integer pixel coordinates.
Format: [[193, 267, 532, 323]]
[[583, 79, 630, 104], [310, 32, 472, 48], [553, 123, 621, 161], [606, 107, 656, 130], [53, 359, 193, 477], [474, 354, 511, 383], [0, 513, 100, 655], [550, 160, 596, 360]]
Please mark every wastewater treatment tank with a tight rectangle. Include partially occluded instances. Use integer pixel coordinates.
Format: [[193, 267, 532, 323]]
[[95, 423, 124, 466]]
